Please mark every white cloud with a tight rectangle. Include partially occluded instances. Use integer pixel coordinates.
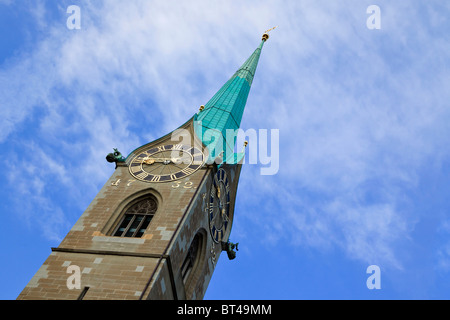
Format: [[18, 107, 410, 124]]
[[5, 147, 72, 241], [232, 1, 450, 270], [2, 0, 450, 272]]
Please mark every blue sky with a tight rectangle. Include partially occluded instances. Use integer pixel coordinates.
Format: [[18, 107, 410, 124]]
[[2, 0, 450, 300]]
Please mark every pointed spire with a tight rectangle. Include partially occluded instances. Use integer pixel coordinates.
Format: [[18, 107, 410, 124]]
[[195, 35, 267, 164]]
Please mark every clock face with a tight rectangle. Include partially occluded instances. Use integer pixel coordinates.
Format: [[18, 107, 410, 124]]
[[208, 168, 231, 243], [129, 144, 205, 183]]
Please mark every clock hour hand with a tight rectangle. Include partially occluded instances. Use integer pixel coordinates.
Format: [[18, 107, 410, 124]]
[[143, 157, 177, 165], [143, 158, 156, 165]]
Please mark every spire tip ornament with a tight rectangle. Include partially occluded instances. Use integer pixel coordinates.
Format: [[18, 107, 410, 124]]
[[262, 26, 278, 41]]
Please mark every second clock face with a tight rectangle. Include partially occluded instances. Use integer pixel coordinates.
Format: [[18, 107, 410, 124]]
[[208, 168, 231, 243], [129, 144, 205, 183]]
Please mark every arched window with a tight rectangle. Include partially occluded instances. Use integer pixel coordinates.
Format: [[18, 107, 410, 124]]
[[181, 233, 202, 284], [112, 197, 157, 238]]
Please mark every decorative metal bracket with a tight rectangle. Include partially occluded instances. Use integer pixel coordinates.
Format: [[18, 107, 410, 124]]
[[221, 240, 239, 260]]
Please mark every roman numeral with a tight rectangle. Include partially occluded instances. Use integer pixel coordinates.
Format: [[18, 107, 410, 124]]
[[213, 229, 223, 242], [173, 144, 183, 150], [136, 172, 148, 180], [149, 175, 160, 182], [157, 145, 166, 152], [182, 167, 196, 176]]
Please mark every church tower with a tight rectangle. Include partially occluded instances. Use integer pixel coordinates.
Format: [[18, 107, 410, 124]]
[[18, 32, 269, 300]]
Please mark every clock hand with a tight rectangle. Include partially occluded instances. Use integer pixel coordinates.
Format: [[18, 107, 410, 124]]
[[143, 159, 156, 165], [143, 157, 176, 165], [151, 158, 173, 162], [221, 209, 229, 221], [170, 157, 184, 165]]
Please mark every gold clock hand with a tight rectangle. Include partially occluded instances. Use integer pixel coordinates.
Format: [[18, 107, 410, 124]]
[[143, 157, 174, 164], [222, 209, 229, 221], [143, 159, 155, 165]]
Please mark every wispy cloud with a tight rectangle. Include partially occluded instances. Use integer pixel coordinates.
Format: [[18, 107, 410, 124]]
[[231, 1, 450, 270], [1, 0, 450, 273]]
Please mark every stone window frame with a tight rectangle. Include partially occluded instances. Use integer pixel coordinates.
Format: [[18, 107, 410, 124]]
[[103, 190, 162, 238], [111, 197, 157, 238]]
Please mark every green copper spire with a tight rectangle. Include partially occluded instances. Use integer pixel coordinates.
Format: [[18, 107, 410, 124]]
[[195, 36, 267, 164]]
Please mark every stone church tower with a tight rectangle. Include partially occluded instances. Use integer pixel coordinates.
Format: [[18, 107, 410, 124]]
[[18, 32, 269, 300]]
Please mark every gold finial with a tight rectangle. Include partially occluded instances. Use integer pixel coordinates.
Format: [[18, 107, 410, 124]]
[[262, 26, 278, 41], [241, 141, 249, 153], [199, 105, 205, 112], [264, 26, 278, 33]]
